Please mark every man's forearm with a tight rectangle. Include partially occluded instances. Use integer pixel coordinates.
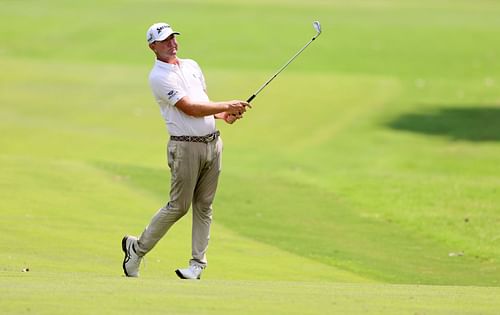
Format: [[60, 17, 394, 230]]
[[214, 112, 225, 119], [175, 96, 248, 117]]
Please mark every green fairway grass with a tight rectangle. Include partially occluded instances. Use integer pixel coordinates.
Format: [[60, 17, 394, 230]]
[[1, 0, 499, 314], [3, 276, 500, 315]]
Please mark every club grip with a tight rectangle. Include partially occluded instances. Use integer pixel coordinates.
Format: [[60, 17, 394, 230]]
[[247, 94, 256, 103]]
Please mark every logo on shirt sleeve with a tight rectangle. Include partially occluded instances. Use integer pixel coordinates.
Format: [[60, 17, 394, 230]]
[[167, 90, 179, 100]]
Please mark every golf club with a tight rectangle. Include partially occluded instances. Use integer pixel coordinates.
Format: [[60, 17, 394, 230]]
[[246, 21, 322, 103]]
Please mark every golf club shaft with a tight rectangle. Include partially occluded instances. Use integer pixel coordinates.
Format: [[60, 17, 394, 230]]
[[247, 33, 320, 103]]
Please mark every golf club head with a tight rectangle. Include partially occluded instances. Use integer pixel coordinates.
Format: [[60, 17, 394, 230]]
[[313, 21, 322, 36]]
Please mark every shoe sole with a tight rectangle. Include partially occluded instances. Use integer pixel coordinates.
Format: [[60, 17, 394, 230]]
[[175, 269, 200, 280], [122, 236, 130, 277]]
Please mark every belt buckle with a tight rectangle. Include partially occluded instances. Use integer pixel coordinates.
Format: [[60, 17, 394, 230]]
[[206, 134, 215, 142]]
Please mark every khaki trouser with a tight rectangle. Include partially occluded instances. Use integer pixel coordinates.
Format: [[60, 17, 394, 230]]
[[136, 137, 223, 267]]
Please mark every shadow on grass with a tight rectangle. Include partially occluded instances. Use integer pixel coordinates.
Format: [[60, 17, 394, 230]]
[[387, 106, 500, 142]]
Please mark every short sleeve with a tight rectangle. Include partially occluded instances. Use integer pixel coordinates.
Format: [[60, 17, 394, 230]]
[[149, 73, 187, 107]]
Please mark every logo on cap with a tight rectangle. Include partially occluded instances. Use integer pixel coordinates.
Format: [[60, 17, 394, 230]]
[[157, 24, 170, 35]]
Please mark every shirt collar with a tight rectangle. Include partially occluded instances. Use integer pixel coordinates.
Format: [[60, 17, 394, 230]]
[[155, 58, 182, 69]]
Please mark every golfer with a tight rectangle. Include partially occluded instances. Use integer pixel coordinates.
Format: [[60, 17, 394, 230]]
[[122, 22, 250, 279]]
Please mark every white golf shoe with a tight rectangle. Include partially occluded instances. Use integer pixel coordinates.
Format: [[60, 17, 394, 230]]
[[122, 235, 142, 277], [175, 264, 203, 280]]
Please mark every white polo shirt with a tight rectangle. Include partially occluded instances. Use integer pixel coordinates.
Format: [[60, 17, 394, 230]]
[[149, 58, 216, 136]]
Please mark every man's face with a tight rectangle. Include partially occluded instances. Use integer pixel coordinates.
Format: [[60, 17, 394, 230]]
[[151, 34, 178, 59]]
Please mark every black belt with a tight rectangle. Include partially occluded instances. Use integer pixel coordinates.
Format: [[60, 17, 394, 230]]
[[170, 130, 220, 143]]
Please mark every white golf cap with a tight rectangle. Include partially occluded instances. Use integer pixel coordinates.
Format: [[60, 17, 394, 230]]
[[146, 22, 180, 44]]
